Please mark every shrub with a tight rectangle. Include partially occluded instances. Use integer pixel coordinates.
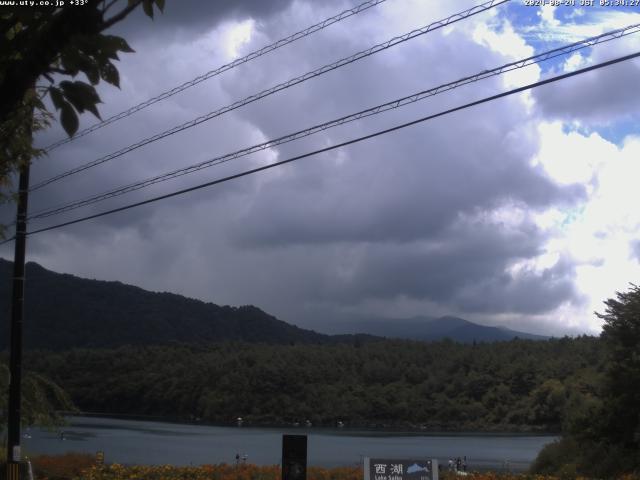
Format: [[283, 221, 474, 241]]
[[530, 437, 580, 476], [30, 452, 95, 480]]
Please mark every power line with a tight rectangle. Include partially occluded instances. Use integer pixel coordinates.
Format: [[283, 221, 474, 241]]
[[0, 236, 15, 247], [30, 0, 509, 191], [25, 50, 640, 237], [26, 23, 640, 221], [42, 0, 390, 152]]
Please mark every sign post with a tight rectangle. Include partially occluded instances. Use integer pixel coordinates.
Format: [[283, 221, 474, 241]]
[[364, 458, 438, 480], [282, 434, 307, 480], [6, 162, 30, 480]]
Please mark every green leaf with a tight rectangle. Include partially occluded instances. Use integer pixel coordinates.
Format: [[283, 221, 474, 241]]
[[33, 97, 46, 111], [102, 49, 120, 62], [102, 35, 135, 54], [59, 101, 78, 137], [6, 21, 22, 41], [60, 50, 81, 76], [155, 0, 165, 12], [94, 35, 119, 61], [59, 80, 102, 119], [82, 61, 100, 85], [85, 103, 101, 120], [60, 47, 101, 84], [142, 0, 154, 19], [100, 62, 120, 88], [49, 87, 64, 111]]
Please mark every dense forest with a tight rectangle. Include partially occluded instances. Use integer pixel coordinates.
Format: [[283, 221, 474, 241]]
[[22, 336, 604, 432]]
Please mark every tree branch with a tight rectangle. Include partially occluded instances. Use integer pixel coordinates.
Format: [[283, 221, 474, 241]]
[[102, 0, 121, 14], [101, 0, 143, 31], [50, 67, 72, 75]]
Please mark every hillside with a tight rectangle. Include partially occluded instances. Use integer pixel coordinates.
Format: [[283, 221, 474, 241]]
[[1, 259, 546, 349], [0, 259, 332, 350]]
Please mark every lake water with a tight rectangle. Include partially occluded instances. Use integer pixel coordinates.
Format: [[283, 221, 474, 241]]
[[22, 416, 556, 471]]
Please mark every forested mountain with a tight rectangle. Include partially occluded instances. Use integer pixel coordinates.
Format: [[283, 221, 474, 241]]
[[0, 259, 547, 349], [0, 259, 333, 349], [24, 336, 604, 432]]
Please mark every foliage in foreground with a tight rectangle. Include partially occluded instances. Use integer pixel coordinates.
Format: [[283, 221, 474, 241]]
[[30, 453, 96, 480], [531, 437, 640, 480], [0, 362, 76, 431], [23, 460, 640, 480], [531, 284, 640, 479], [42, 463, 360, 480], [0, 1, 165, 239]]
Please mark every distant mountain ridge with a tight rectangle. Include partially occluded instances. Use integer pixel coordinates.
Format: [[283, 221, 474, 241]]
[[321, 315, 548, 342], [0, 259, 546, 350]]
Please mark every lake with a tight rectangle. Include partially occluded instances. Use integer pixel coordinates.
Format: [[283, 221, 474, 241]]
[[22, 416, 556, 471]]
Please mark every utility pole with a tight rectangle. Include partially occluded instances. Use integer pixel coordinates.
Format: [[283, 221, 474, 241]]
[[5, 156, 31, 480]]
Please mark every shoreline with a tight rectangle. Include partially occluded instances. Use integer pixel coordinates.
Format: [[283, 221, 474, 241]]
[[63, 412, 559, 437], [25, 417, 554, 471]]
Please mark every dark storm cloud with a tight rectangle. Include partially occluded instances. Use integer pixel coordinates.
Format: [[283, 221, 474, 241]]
[[220, 25, 585, 251], [533, 39, 640, 124], [330, 217, 543, 300], [108, 0, 300, 42], [0, 1, 592, 334], [230, 127, 584, 248], [452, 254, 581, 314], [301, 213, 580, 315], [201, 13, 587, 319]]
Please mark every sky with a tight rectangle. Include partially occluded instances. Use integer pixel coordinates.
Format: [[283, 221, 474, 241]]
[[2, 0, 640, 337]]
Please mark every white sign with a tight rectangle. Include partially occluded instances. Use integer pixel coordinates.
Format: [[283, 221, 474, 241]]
[[12, 445, 21, 462], [364, 458, 438, 480]]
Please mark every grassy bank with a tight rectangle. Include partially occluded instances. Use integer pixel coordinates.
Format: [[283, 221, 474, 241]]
[[76, 465, 640, 480], [14, 455, 640, 480]]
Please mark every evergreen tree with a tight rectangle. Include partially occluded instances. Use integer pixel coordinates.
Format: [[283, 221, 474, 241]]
[[597, 284, 640, 450]]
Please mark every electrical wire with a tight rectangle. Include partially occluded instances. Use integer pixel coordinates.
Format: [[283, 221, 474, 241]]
[[30, 0, 509, 191], [26, 23, 640, 221], [24, 50, 640, 237], [43, 0, 390, 152], [0, 235, 15, 246]]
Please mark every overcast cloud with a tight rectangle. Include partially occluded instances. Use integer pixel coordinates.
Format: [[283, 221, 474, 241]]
[[2, 0, 640, 337]]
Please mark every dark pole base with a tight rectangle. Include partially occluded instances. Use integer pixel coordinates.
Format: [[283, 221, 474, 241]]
[[3, 461, 31, 480]]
